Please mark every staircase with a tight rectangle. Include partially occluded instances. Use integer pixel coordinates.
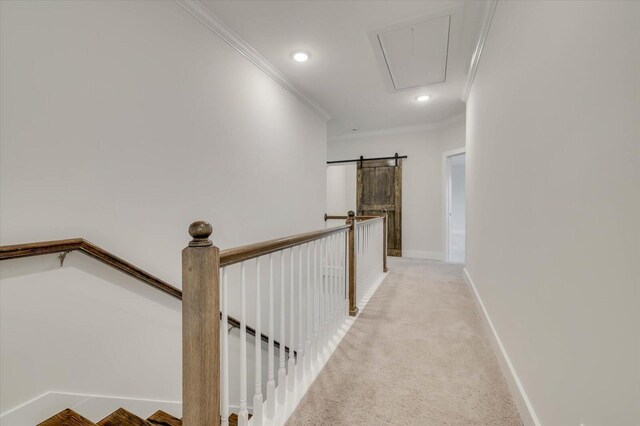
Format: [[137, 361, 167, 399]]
[[38, 408, 246, 426], [2, 215, 387, 425]]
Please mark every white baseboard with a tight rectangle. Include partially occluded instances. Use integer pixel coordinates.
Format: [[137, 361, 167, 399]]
[[401, 250, 443, 261], [463, 269, 540, 426], [0, 391, 181, 426]]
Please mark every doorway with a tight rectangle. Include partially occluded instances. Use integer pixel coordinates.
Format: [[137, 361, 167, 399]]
[[444, 150, 466, 263], [357, 159, 402, 256]]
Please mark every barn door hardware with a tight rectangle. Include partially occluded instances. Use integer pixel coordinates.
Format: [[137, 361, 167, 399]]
[[327, 154, 407, 167]]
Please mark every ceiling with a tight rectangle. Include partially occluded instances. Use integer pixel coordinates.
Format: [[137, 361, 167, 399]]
[[203, 0, 489, 138]]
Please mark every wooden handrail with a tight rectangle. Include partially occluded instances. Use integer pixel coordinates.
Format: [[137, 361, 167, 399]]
[[0, 237, 297, 355], [354, 216, 384, 226], [327, 211, 388, 274], [0, 238, 182, 297], [324, 213, 382, 221], [219, 224, 350, 267]]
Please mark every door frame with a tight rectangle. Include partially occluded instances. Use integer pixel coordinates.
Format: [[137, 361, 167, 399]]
[[357, 159, 402, 257], [442, 148, 466, 263]]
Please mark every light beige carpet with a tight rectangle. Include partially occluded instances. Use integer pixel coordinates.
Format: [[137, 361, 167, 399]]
[[286, 258, 523, 426]]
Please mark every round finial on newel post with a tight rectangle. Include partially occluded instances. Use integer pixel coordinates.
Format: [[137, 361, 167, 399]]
[[348, 210, 355, 218], [188, 221, 213, 247]]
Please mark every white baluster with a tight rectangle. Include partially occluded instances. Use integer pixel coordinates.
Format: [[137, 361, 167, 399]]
[[266, 254, 276, 418], [253, 258, 263, 425], [337, 232, 342, 323], [362, 224, 366, 303], [371, 223, 374, 289], [366, 224, 370, 297], [378, 222, 381, 271], [344, 231, 349, 318], [367, 224, 374, 294], [376, 221, 379, 269], [327, 235, 332, 333], [288, 247, 296, 392], [332, 234, 338, 333], [341, 231, 347, 319], [340, 231, 346, 321], [333, 233, 340, 332], [326, 235, 333, 339], [297, 244, 304, 383], [324, 237, 330, 353], [239, 262, 249, 426], [370, 223, 373, 290], [305, 242, 312, 373], [372, 223, 376, 282], [313, 239, 320, 366], [361, 225, 365, 300], [328, 235, 334, 336], [278, 251, 286, 404], [221, 268, 229, 426], [318, 238, 327, 354], [359, 225, 363, 301], [365, 224, 369, 296]]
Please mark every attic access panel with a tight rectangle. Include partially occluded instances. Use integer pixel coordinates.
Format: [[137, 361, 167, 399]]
[[377, 15, 450, 90]]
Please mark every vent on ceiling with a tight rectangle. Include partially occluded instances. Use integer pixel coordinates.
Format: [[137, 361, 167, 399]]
[[371, 14, 451, 92]]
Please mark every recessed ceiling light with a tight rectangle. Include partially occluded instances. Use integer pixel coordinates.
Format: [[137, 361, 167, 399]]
[[416, 95, 431, 102], [292, 51, 309, 62]]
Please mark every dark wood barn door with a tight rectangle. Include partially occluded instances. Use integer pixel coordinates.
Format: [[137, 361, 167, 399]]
[[357, 159, 402, 256]]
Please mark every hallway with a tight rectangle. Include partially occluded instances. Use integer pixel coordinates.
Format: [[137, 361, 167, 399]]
[[287, 258, 523, 425]]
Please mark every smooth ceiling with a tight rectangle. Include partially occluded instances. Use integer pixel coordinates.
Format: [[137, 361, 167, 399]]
[[204, 1, 489, 138]]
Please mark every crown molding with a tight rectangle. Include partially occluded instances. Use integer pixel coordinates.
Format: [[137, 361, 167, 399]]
[[173, 0, 331, 121], [462, 0, 498, 102], [328, 113, 465, 142]]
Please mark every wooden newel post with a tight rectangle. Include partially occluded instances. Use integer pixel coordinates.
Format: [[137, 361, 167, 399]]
[[183, 221, 220, 426], [383, 209, 389, 273], [346, 211, 359, 316]]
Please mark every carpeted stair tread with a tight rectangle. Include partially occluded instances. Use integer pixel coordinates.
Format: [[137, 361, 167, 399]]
[[37, 408, 97, 426], [97, 408, 150, 426], [146, 410, 181, 426]]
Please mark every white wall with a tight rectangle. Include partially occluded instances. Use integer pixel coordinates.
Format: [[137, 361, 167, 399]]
[[327, 119, 465, 260], [465, 1, 640, 425], [326, 164, 356, 224], [0, 0, 326, 417]]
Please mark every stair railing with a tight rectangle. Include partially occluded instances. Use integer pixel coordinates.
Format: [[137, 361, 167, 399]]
[[0, 238, 293, 356], [182, 214, 387, 426], [325, 210, 388, 274], [0, 214, 387, 426], [354, 215, 385, 308]]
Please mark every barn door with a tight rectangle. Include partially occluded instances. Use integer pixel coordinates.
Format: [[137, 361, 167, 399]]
[[357, 159, 402, 256]]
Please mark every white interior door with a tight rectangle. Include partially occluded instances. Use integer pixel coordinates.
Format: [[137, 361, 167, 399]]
[[447, 153, 466, 263]]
